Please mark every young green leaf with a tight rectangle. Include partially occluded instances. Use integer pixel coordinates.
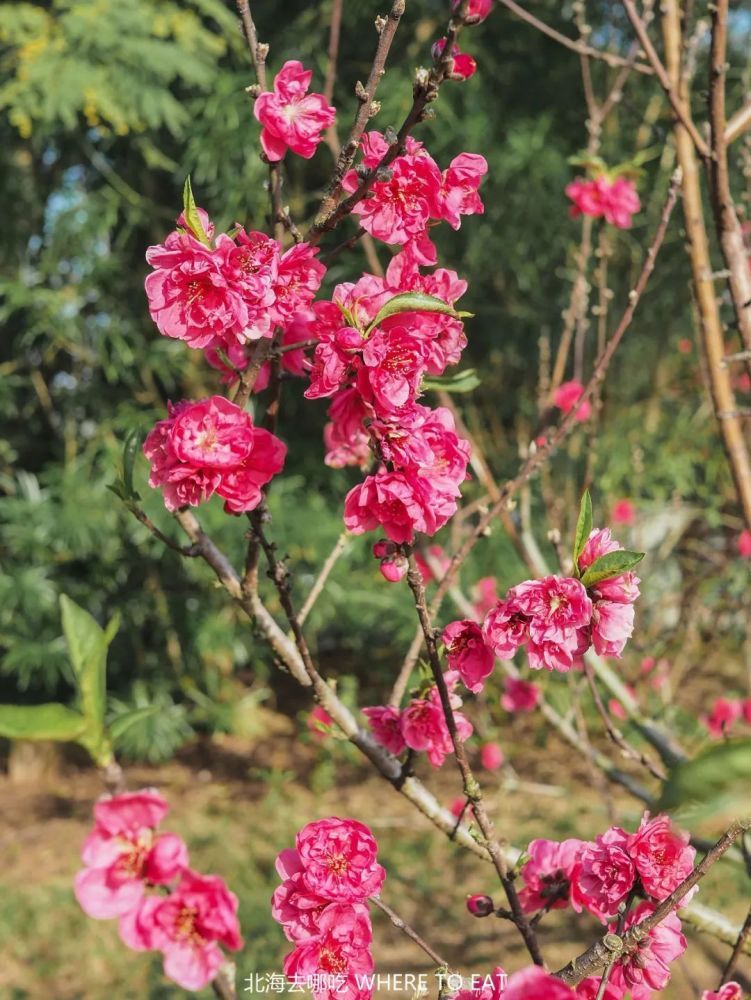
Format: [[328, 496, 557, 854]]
[[60, 595, 120, 737], [182, 176, 211, 246], [121, 427, 144, 501], [657, 739, 751, 825], [365, 292, 470, 335], [422, 369, 481, 394], [580, 550, 645, 588], [0, 703, 87, 742], [572, 489, 593, 571]]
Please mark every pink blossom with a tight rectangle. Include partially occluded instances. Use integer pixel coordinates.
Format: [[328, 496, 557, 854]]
[[451, 0, 493, 23], [293, 817, 385, 902], [702, 985, 744, 1000], [609, 903, 686, 1000], [590, 599, 634, 658], [482, 596, 529, 660], [480, 741, 504, 771], [572, 826, 635, 921], [514, 576, 593, 646], [738, 529, 751, 558], [74, 791, 188, 922], [127, 870, 241, 990], [283, 903, 373, 1000], [342, 132, 442, 249], [454, 967, 575, 1000], [401, 675, 473, 768], [431, 38, 478, 80], [702, 697, 742, 738], [518, 838, 586, 913], [611, 499, 636, 525], [627, 813, 695, 901], [357, 326, 429, 412], [271, 242, 327, 326], [566, 175, 641, 229], [307, 705, 334, 741], [574, 978, 623, 1000], [143, 396, 286, 514], [442, 619, 495, 693], [253, 60, 335, 161], [343, 470, 454, 544], [271, 871, 329, 942], [553, 380, 591, 422], [145, 230, 250, 351], [436, 153, 488, 229], [362, 705, 406, 755], [324, 389, 372, 468], [501, 677, 541, 713]]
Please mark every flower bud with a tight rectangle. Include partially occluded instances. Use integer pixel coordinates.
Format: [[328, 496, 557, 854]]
[[466, 893, 494, 917], [379, 556, 408, 583]]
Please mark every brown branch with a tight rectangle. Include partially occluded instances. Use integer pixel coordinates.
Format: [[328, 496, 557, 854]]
[[313, 0, 406, 234], [556, 819, 751, 987], [620, 0, 709, 158], [707, 0, 751, 373], [661, 0, 751, 531], [395, 171, 681, 699], [298, 530, 351, 626], [405, 558, 545, 967], [371, 896, 448, 967], [496, 0, 653, 75], [582, 659, 666, 781], [726, 99, 751, 145], [212, 963, 237, 1000], [125, 502, 200, 557], [720, 899, 751, 986], [232, 339, 271, 410]]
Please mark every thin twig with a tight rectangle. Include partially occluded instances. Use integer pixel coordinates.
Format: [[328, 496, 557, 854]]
[[582, 659, 666, 781], [496, 0, 653, 75], [298, 530, 351, 626], [371, 896, 448, 967], [313, 0, 406, 234], [620, 0, 709, 157], [720, 901, 751, 986], [405, 558, 545, 967]]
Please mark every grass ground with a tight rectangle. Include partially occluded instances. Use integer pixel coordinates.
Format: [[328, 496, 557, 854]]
[[0, 718, 748, 999]]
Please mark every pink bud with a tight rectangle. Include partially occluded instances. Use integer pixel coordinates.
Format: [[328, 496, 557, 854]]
[[379, 557, 407, 583], [480, 741, 504, 771], [738, 529, 751, 559], [466, 893, 495, 917], [372, 540, 392, 559]]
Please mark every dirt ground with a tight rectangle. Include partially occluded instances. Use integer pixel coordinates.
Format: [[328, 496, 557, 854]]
[[0, 726, 748, 999]]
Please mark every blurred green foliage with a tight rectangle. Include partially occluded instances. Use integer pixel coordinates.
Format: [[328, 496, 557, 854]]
[[1, 0, 749, 760]]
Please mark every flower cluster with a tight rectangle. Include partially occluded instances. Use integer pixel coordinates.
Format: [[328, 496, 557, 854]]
[[478, 526, 640, 674], [272, 818, 385, 1000], [143, 395, 286, 513], [342, 133, 487, 263], [302, 245, 475, 546], [74, 791, 241, 991], [572, 812, 696, 922], [363, 670, 473, 768], [146, 208, 325, 352], [254, 60, 335, 162], [566, 174, 641, 229]]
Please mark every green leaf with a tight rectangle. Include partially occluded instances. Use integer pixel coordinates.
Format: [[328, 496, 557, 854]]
[[573, 489, 593, 570], [182, 175, 210, 246], [657, 739, 751, 824], [365, 292, 470, 335], [122, 427, 144, 501], [580, 550, 644, 588], [109, 705, 163, 745], [60, 595, 120, 738], [422, 368, 481, 394], [0, 703, 87, 742]]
